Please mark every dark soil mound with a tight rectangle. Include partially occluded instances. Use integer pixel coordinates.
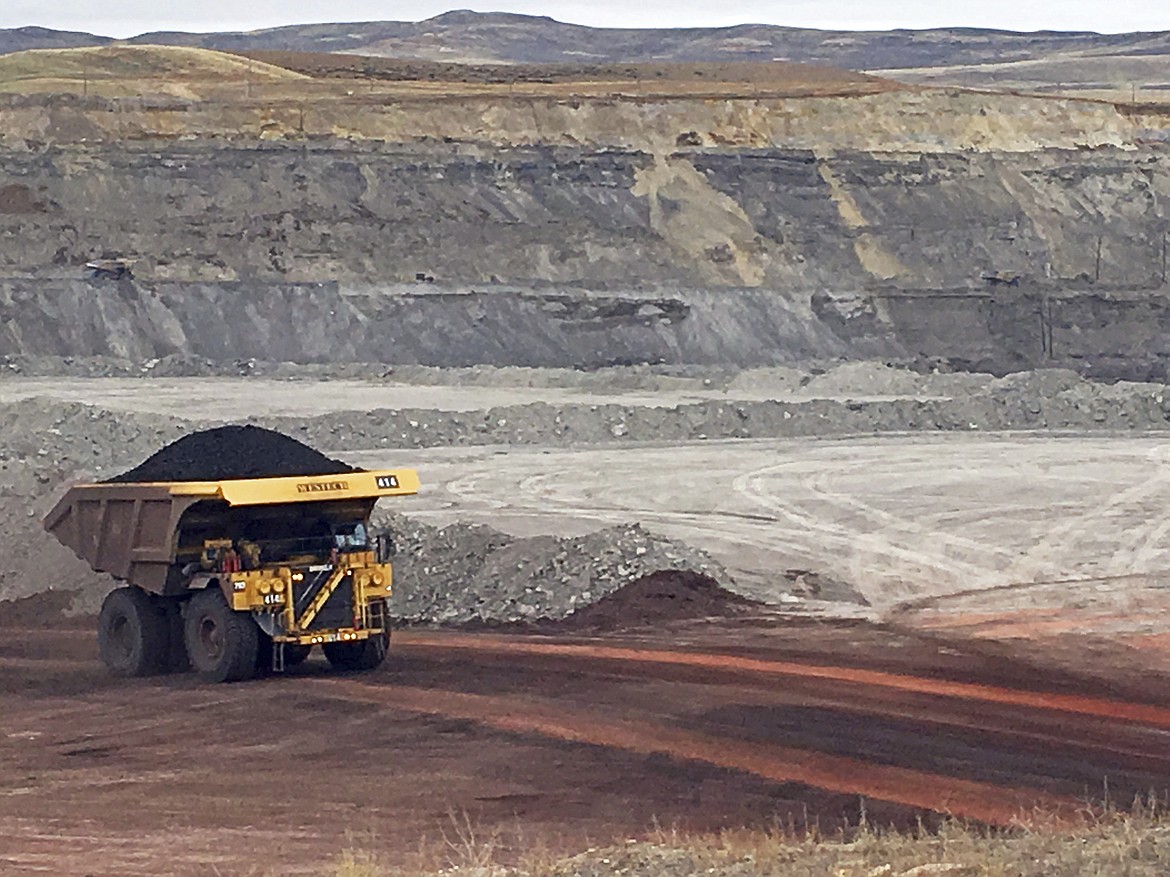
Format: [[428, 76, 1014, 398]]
[[106, 425, 356, 483], [557, 570, 759, 631]]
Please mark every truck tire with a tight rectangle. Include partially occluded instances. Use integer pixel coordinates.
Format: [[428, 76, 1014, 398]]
[[323, 630, 389, 672], [184, 587, 259, 683], [97, 587, 168, 677]]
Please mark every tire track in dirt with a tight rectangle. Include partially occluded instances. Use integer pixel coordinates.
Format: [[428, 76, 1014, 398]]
[[801, 461, 1018, 571], [443, 462, 843, 589], [732, 462, 997, 593], [395, 632, 1170, 728], [310, 677, 1080, 827], [1013, 446, 1170, 580], [489, 446, 1016, 589], [1103, 448, 1170, 575], [408, 436, 1170, 604], [394, 637, 1170, 769]]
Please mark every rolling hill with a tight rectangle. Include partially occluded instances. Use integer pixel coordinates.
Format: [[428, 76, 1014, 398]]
[[0, 12, 1165, 73], [0, 45, 308, 99]]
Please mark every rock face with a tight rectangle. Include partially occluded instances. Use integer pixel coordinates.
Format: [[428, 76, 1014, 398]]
[[2, 142, 1164, 288], [8, 281, 1170, 379], [1, 90, 1159, 152], [0, 138, 1167, 379]]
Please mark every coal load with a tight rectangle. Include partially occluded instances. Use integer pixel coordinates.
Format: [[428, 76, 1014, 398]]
[[106, 425, 357, 483]]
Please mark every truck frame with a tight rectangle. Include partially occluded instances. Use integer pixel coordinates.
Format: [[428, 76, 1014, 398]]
[[44, 469, 419, 682]]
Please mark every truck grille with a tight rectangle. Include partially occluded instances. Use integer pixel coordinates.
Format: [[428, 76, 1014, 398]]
[[293, 568, 355, 632]]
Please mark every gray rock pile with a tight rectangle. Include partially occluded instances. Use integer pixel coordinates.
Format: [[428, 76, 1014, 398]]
[[0, 398, 189, 475], [256, 370, 1170, 451], [375, 512, 730, 624]]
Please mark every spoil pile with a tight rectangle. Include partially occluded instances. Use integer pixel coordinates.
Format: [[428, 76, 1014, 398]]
[[378, 512, 734, 625], [106, 424, 356, 483], [243, 367, 1170, 451], [551, 570, 760, 631]]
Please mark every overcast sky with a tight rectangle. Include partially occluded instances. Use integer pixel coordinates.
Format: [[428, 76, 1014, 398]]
[[1, 0, 1164, 37]]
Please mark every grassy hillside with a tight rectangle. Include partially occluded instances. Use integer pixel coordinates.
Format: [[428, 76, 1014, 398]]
[[0, 15, 1167, 71], [0, 44, 896, 102], [241, 51, 897, 96], [122, 15, 1170, 70], [0, 45, 307, 98], [0, 15, 1167, 102]]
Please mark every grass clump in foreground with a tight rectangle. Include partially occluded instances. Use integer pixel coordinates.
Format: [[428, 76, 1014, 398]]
[[334, 800, 1170, 877]]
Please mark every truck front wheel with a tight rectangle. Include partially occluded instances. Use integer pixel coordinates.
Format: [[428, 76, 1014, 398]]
[[97, 587, 168, 677], [323, 630, 389, 672], [184, 587, 259, 683]]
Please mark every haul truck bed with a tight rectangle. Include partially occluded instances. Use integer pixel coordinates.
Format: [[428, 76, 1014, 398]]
[[44, 469, 419, 682]]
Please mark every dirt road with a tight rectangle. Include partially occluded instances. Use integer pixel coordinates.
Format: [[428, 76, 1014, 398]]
[[2, 620, 1167, 876]]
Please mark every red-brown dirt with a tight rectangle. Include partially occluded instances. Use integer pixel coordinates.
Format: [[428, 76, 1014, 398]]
[[2, 616, 1169, 875]]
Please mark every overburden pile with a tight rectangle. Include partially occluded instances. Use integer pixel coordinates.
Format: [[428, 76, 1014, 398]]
[[552, 570, 760, 631], [106, 425, 356, 483], [379, 512, 736, 625]]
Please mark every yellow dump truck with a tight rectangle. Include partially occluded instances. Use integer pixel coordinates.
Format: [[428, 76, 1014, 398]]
[[44, 469, 419, 682]]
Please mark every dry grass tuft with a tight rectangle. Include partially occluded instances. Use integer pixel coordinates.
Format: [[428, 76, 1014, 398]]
[[334, 848, 385, 877], [332, 798, 1170, 877]]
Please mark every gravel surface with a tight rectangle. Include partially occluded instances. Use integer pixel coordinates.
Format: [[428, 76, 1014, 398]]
[[13, 365, 1170, 484], [377, 512, 729, 624]]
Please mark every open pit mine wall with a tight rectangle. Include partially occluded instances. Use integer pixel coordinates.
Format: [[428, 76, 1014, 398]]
[[5, 281, 1170, 380], [0, 135, 1168, 379]]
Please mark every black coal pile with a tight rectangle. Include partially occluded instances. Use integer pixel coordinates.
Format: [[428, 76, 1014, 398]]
[[106, 425, 357, 483]]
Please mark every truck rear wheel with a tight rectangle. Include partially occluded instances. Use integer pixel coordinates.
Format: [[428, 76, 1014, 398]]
[[184, 587, 259, 683], [97, 587, 168, 677], [323, 630, 389, 672]]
